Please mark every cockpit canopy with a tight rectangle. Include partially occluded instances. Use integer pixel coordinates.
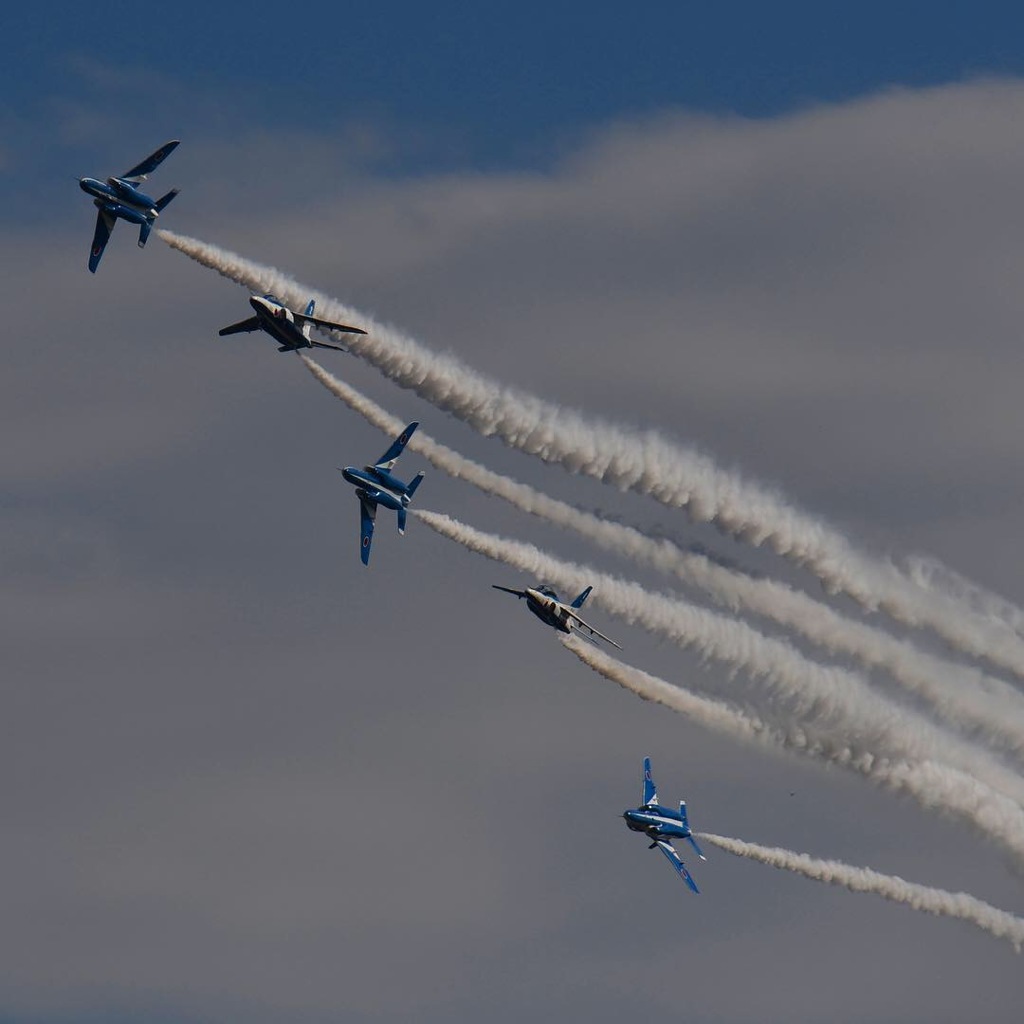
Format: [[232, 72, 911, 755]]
[[535, 584, 558, 598]]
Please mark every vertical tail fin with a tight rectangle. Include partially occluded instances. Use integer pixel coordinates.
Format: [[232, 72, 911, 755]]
[[138, 220, 152, 248], [570, 585, 592, 609], [305, 299, 316, 317], [678, 800, 691, 830], [679, 801, 704, 857], [397, 506, 408, 534]]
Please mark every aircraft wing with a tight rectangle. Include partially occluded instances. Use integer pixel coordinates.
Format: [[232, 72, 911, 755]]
[[359, 495, 378, 566], [492, 584, 528, 599], [121, 140, 180, 182], [218, 317, 262, 336], [655, 839, 700, 894], [88, 209, 117, 273], [300, 313, 367, 336], [567, 610, 622, 650], [642, 756, 658, 806], [374, 422, 419, 471]]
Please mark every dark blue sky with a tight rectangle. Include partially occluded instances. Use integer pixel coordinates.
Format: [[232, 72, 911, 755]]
[[12, 2, 1024, 173]]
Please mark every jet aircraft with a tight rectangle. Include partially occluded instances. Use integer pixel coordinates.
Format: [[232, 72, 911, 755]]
[[219, 294, 367, 352], [79, 140, 181, 273], [340, 423, 425, 565], [491, 582, 622, 649], [622, 757, 705, 893]]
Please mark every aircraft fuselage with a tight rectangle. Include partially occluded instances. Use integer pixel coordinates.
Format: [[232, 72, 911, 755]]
[[248, 295, 313, 351], [79, 177, 158, 220], [622, 805, 692, 841], [341, 467, 410, 510], [523, 588, 575, 633]]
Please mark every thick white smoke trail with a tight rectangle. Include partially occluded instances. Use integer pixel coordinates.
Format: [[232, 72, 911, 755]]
[[417, 509, 1024, 807], [698, 832, 1024, 952], [563, 637, 1024, 868], [304, 357, 1024, 760], [159, 230, 1024, 679]]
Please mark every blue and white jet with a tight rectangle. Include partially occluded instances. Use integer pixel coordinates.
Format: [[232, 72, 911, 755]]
[[79, 140, 180, 273], [340, 422, 425, 565], [491, 582, 622, 649], [219, 294, 366, 353], [623, 756, 705, 893]]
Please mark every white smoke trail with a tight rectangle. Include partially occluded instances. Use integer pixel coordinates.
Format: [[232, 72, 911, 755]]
[[905, 555, 1024, 639], [698, 831, 1024, 952], [304, 357, 1024, 760], [417, 509, 1024, 807], [563, 636, 1024, 868], [158, 230, 1024, 679]]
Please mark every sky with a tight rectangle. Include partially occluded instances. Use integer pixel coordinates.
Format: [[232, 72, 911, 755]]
[[6, 4, 1024, 1022]]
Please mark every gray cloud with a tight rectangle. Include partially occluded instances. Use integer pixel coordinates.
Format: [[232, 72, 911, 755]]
[[5, 79, 1024, 1022]]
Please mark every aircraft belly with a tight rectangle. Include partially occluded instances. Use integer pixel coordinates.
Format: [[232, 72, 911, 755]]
[[261, 318, 302, 350]]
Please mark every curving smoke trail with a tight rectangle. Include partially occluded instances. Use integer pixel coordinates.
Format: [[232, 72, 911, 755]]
[[698, 831, 1024, 952], [159, 230, 1024, 679], [417, 509, 1024, 807], [562, 636, 1024, 868], [304, 357, 1024, 760]]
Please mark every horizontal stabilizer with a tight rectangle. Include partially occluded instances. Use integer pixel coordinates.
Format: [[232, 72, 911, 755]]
[[302, 313, 367, 336], [311, 339, 349, 353], [155, 188, 179, 212], [404, 472, 425, 500]]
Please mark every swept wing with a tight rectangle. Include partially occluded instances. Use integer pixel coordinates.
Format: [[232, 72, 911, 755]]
[[567, 609, 622, 650], [88, 209, 117, 273], [120, 140, 180, 183], [654, 839, 700, 894], [359, 496, 377, 566], [374, 422, 419, 471], [642, 756, 658, 806], [219, 317, 262, 336]]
